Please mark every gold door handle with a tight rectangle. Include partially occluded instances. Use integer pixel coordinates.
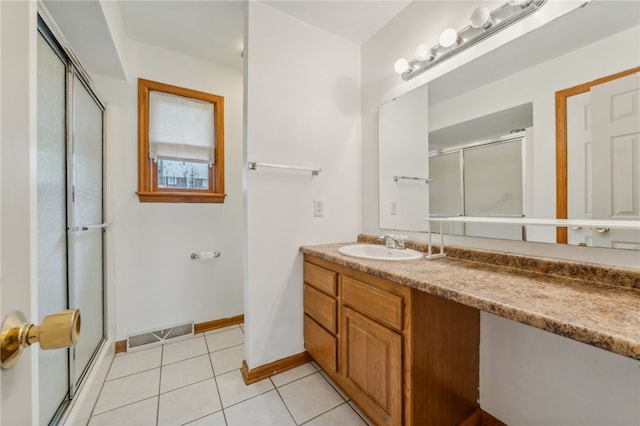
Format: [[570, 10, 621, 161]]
[[1, 309, 81, 369], [595, 227, 610, 233]]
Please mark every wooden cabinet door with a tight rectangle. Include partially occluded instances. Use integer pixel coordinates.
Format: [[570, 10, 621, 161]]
[[342, 307, 402, 425]]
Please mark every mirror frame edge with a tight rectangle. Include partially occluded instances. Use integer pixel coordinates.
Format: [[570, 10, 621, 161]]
[[555, 65, 640, 244]]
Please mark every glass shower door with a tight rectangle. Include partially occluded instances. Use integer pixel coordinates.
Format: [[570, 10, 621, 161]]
[[37, 20, 106, 423], [69, 73, 105, 390], [464, 139, 524, 239], [37, 31, 69, 426], [429, 151, 464, 235]]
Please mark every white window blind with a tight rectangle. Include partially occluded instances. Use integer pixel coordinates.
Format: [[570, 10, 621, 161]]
[[148, 91, 215, 164]]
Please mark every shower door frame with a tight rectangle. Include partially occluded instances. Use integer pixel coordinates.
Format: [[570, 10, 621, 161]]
[[38, 12, 107, 425], [428, 131, 528, 239]]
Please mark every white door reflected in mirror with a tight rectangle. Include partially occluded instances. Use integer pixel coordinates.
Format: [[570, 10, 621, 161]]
[[568, 73, 640, 250]]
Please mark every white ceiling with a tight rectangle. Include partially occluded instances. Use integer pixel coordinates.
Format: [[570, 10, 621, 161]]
[[44, 0, 411, 75], [119, 1, 410, 70], [118, 1, 247, 70], [263, 1, 412, 45], [42, 0, 638, 81]]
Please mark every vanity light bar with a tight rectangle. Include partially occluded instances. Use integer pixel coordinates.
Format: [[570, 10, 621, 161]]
[[396, 0, 547, 81]]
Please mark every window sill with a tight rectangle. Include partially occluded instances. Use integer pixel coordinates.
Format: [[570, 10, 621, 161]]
[[136, 191, 227, 203]]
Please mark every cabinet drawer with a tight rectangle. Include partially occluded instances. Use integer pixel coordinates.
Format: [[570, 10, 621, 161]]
[[304, 262, 337, 296], [304, 315, 337, 373], [304, 284, 337, 333], [342, 276, 403, 331]]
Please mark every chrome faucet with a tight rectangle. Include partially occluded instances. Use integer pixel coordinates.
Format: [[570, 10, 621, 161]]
[[378, 234, 407, 250]]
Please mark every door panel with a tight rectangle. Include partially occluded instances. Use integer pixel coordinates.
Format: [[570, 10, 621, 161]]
[[567, 91, 593, 246], [36, 31, 70, 425], [592, 73, 640, 249], [341, 307, 402, 425], [70, 75, 105, 387]]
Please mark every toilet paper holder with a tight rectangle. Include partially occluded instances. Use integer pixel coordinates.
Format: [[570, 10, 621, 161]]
[[190, 251, 221, 260]]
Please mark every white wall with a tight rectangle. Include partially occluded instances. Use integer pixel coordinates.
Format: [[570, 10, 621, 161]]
[[481, 312, 640, 425], [244, 1, 361, 368], [91, 39, 244, 341], [361, 2, 640, 424]]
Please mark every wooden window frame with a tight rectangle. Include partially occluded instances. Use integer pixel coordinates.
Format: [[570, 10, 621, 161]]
[[137, 78, 226, 203]]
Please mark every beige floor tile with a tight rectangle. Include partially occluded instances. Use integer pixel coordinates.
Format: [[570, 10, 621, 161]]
[[225, 389, 295, 426], [318, 368, 350, 401], [93, 329, 371, 426], [216, 369, 274, 408], [93, 369, 160, 415], [210, 344, 245, 376], [88, 397, 158, 426], [157, 379, 222, 426], [184, 410, 227, 425], [304, 402, 368, 426], [205, 328, 245, 352], [106, 346, 161, 380], [271, 362, 317, 387], [278, 372, 344, 424], [162, 334, 208, 365], [160, 354, 214, 393]]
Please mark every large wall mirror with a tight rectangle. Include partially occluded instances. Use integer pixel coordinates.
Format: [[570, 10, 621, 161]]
[[378, 0, 640, 251]]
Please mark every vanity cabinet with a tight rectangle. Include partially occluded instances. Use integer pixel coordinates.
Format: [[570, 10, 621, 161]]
[[303, 255, 480, 426]]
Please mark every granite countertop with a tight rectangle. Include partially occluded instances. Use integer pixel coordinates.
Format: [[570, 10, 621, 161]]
[[300, 242, 640, 361]]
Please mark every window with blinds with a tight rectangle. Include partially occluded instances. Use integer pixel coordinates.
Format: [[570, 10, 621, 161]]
[[137, 79, 225, 203]]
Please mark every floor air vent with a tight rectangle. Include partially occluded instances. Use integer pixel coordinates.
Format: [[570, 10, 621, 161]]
[[127, 321, 194, 351]]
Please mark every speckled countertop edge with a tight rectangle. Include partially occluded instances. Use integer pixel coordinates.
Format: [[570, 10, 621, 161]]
[[300, 242, 640, 361], [358, 234, 640, 290]]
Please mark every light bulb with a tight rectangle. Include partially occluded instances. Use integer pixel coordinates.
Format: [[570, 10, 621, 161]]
[[394, 58, 409, 74], [439, 28, 459, 48], [414, 44, 432, 61], [470, 6, 494, 29]]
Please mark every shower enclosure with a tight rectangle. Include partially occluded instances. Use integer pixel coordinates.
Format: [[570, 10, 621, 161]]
[[37, 17, 106, 425]]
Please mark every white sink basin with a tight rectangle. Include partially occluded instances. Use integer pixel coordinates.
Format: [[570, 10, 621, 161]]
[[338, 244, 423, 261]]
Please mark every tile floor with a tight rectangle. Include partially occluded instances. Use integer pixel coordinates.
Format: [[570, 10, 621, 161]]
[[88, 324, 372, 425]]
